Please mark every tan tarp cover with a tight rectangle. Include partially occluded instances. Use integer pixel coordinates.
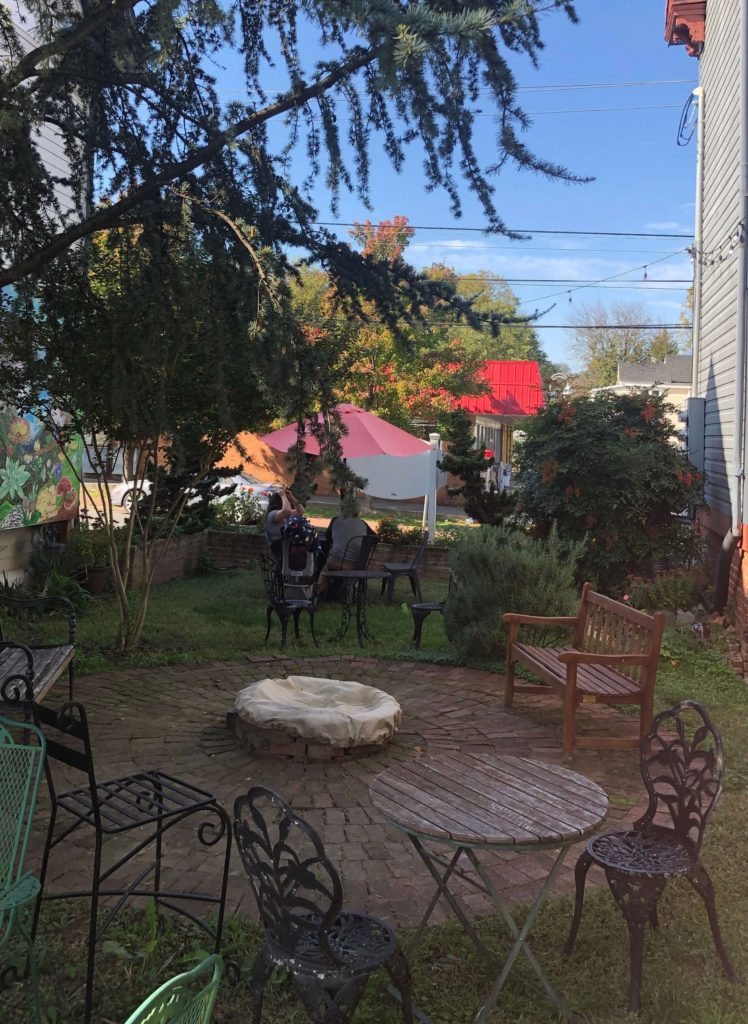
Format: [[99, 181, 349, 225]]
[[233, 675, 402, 747], [217, 432, 291, 484]]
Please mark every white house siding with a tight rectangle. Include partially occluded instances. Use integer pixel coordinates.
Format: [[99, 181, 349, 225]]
[[698, 0, 742, 525]]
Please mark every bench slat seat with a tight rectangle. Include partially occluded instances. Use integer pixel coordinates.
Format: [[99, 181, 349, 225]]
[[513, 645, 643, 700], [0, 593, 77, 707], [503, 583, 666, 758]]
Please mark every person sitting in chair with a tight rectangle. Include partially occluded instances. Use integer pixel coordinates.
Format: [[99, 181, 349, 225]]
[[316, 495, 368, 594], [264, 488, 304, 563]]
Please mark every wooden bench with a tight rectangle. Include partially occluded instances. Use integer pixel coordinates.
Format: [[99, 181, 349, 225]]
[[502, 583, 666, 759], [0, 595, 76, 707]]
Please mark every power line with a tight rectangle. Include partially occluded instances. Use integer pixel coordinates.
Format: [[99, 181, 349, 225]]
[[474, 104, 682, 116], [513, 79, 697, 93], [315, 222, 693, 240], [518, 250, 689, 306], [449, 277, 691, 285]]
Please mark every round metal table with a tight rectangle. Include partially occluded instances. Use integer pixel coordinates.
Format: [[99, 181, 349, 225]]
[[370, 752, 609, 1023], [323, 569, 389, 646]]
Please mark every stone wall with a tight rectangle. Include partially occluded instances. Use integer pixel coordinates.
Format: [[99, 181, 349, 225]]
[[129, 532, 208, 588]]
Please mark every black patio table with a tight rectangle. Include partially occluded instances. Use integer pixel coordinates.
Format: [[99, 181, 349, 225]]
[[323, 568, 389, 646]]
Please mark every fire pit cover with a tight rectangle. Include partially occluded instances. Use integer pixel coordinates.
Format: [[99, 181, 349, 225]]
[[232, 675, 401, 748]]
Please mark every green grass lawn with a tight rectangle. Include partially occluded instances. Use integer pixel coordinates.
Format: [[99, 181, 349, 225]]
[[4, 573, 748, 1022]]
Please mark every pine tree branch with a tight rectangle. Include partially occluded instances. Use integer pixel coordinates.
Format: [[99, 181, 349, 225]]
[[2, 0, 139, 91], [0, 45, 377, 287]]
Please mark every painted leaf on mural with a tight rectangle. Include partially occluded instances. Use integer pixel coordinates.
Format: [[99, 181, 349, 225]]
[[0, 409, 82, 529]]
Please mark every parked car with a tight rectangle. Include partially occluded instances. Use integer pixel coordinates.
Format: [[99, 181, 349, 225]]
[[108, 473, 284, 512]]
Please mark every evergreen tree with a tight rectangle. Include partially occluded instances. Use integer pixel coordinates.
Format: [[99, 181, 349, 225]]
[[1, 1, 582, 289], [439, 409, 516, 524]]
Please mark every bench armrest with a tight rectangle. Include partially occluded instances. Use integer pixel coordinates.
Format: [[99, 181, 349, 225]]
[[502, 613, 578, 627], [0, 640, 35, 704], [557, 651, 652, 667], [0, 594, 77, 646]]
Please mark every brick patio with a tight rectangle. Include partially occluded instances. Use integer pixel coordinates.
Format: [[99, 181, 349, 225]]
[[30, 656, 647, 930]]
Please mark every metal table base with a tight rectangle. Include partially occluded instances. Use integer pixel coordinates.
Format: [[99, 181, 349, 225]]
[[406, 835, 578, 1023]]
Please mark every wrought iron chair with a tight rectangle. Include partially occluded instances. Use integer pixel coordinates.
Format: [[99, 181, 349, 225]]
[[234, 786, 413, 1024], [380, 531, 428, 604], [563, 700, 737, 1013], [123, 953, 222, 1024], [30, 700, 232, 1024], [0, 713, 46, 1024], [259, 554, 318, 648], [340, 532, 379, 571], [410, 570, 456, 649]]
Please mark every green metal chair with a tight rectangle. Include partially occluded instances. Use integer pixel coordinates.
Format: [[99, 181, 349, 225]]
[[123, 954, 222, 1024], [0, 713, 46, 1023]]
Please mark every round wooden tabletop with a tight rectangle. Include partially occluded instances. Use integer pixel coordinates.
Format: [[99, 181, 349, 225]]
[[369, 752, 609, 848]]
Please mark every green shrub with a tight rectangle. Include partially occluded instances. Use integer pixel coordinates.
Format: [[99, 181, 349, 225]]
[[514, 390, 706, 592], [443, 526, 582, 661], [212, 492, 263, 527], [44, 571, 93, 614], [375, 514, 406, 545], [625, 565, 706, 613]]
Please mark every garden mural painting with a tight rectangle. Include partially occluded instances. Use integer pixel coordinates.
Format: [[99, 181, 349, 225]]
[[0, 408, 81, 528]]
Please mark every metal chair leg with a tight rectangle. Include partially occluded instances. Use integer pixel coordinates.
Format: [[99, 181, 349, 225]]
[[293, 609, 302, 639], [687, 862, 738, 981], [17, 915, 43, 1024], [249, 946, 274, 1024], [606, 870, 667, 1015], [411, 608, 430, 649], [385, 946, 414, 1023], [83, 833, 104, 1024], [264, 607, 273, 642], [308, 610, 319, 647], [563, 848, 592, 955]]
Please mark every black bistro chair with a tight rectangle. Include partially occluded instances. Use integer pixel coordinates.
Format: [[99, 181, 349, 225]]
[[380, 531, 428, 604], [234, 786, 413, 1024], [30, 699, 232, 1024], [563, 699, 737, 1013], [410, 571, 456, 649], [259, 554, 318, 648]]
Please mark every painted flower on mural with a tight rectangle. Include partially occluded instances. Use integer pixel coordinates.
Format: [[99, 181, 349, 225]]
[[56, 476, 77, 511], [35, 485, 59, 521], [0, 459, 31, 501], [7, 418, 31, 445]]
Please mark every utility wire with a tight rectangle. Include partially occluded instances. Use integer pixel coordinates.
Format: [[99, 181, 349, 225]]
[[473, 104, 681, 116], [315, 222, 693, 240], [518, 250, 689, 306]]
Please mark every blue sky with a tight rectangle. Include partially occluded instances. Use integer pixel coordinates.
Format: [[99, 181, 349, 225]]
[[222, 2, 699, 368]]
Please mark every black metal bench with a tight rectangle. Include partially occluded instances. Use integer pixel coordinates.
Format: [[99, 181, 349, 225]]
[[0, 595, 76, 705]]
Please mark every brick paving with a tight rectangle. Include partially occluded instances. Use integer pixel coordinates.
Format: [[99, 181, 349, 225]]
[[30, 656, 647, 929]]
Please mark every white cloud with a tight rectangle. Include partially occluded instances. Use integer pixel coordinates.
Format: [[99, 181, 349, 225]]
[[645, 221, 688, 231]]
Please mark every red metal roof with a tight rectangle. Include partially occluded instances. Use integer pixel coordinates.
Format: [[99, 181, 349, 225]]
[[458, 360, 544, 417]]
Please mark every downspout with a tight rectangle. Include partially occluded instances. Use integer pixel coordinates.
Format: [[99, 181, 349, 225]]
[[691, 85, 704, 394], [714, 0, 748, 611]]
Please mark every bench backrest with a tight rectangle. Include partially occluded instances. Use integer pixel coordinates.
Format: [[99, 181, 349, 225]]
[[575, 583, 665, 685]]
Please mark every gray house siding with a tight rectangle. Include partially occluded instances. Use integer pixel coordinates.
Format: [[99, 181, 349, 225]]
[[698, 0, 742, 524]]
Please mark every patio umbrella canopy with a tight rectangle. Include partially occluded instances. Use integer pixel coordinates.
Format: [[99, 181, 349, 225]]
[[261, 404, 437, 500]]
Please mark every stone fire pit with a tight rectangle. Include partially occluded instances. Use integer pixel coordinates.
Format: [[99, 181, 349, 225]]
[[227, 675, 402, 762]]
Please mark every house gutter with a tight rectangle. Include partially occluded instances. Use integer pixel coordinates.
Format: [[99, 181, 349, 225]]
[[715, 0, 748, 611], [691, 85, 704, 394]]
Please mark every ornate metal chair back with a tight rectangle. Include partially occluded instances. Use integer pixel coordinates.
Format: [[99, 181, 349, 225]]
[[259, 554, 286, 607], [31, 700, 102, 831], [636, 700, 724, 854], [122, 953, 222, 1024], [233, 787, 345, 966], [0, 714, 46, 913]]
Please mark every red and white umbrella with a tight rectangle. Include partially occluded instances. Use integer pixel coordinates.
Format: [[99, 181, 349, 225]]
[[262, 404, 440, 502]]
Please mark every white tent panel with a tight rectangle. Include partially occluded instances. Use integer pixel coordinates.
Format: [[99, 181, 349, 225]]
[[348, 450, 436, 500]]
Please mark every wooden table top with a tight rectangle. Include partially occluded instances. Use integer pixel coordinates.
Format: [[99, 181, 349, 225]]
[[369, 753, 609, 848]]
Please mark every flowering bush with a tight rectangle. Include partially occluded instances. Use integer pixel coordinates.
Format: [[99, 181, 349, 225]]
[[514, 390, 706, 592], [624, 566, 706, 614]]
